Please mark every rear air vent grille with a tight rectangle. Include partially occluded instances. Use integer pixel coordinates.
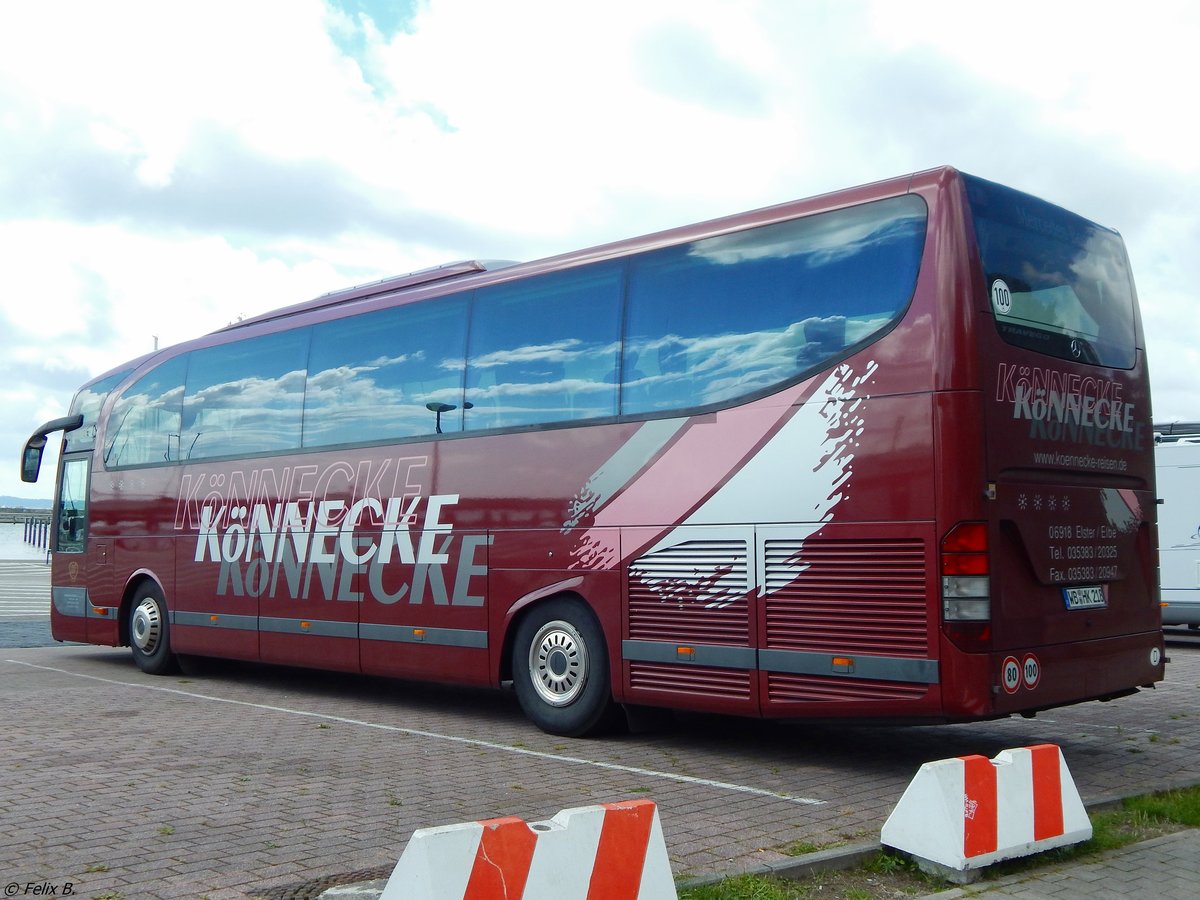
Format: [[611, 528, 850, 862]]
[[764, 537, 929, 656], [629, 661, 752, 699], [629, 539, 749, 643]]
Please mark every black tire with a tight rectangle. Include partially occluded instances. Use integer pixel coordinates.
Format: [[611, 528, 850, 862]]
[[128, 582, 177, 675], [513, 597, 613, 737]]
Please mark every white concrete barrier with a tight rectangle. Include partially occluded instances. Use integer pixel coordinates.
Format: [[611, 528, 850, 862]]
[[881, 743, 1091, 877], [380, 798, 676, 899]]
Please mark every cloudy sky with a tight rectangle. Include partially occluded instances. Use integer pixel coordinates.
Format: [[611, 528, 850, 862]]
[[2, 0, 1198, 500]]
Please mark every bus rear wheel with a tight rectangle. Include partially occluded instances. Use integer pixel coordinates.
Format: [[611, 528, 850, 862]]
[[129, 582, 177, 675], [513, 598, 612, 737]]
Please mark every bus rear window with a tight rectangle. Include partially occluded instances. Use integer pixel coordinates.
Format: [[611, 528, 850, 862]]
[[965, 174, 1136, 369]]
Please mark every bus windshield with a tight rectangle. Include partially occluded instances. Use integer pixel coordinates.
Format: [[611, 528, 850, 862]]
[[965, 174, 1136, 369], [65, 369, 133, 453]]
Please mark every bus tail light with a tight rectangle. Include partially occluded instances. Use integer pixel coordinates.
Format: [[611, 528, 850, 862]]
[[941, 522, 991, 650]]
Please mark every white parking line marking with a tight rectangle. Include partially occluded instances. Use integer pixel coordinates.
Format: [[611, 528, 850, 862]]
[[6, 658, 824, 806]]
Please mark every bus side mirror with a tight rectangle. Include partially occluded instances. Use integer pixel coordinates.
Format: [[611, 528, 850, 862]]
[[21, 437, 46, 483], [20, 414, 83, 483]]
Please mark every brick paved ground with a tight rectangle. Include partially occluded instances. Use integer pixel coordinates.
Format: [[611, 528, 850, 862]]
[[927, 829, 1200, 899], [2, 630, 1199, 899]]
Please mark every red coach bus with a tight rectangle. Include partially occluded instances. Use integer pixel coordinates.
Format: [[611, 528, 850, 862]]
[[22, 167, 1164, 735]]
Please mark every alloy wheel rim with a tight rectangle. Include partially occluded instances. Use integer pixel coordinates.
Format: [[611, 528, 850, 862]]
[[528, 620, 588, 707], [131, 597, 162, 654]]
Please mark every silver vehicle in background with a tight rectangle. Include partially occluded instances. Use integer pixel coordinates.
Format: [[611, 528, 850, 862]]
[[1157, 423, 1200, 627]]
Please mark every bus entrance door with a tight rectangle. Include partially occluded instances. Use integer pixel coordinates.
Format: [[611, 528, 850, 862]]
[[50, 454, 113, 644]]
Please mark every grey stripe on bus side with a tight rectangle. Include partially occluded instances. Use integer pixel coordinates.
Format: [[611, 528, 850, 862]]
[[622, 639, 757, 670], [758, 649, 939, 683], [173, 611, 259, 631], [259, 616, 358, 639], [170, 611, 488, 650], [360, 622, 488, 649], [623, 640, 940, 684]]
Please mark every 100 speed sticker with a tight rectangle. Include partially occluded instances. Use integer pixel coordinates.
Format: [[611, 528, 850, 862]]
[[1001, 653, 1041, 694]]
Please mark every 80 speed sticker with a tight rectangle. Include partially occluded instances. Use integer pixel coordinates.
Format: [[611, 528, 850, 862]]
[[1002, 656, 1021, 693], [1001, 653, 1041, 693]]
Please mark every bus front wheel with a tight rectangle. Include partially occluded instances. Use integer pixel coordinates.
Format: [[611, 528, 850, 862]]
[[129, 583, 177, 675], [513, 598, 612, 737]]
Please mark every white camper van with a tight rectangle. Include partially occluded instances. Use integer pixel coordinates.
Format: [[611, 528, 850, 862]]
[[1157, 429, 1200, 627]]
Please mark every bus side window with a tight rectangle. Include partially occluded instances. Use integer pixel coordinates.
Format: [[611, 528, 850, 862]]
[[104, 356, 187, 469], [305, 296, 470, 446], [182, 330, 308, 460], [623, 194, 926, 415], [465, 265, 621, 431]]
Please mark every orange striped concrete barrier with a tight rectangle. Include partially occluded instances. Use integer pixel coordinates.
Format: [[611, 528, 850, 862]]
[[380, 798, 676, 899], [880, 744, 1091, 879]]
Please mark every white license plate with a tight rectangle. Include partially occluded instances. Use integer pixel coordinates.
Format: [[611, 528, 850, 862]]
[[1063, 585, 1107, 610]]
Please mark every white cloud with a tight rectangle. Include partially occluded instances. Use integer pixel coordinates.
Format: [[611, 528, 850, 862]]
[[865, 0, 1200, 174], [1, 0, 1198, 499]]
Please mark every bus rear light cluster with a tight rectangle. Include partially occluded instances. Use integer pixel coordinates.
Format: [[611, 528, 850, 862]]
[[942, 579, 990, 621], [942, 522, 992, 649]]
